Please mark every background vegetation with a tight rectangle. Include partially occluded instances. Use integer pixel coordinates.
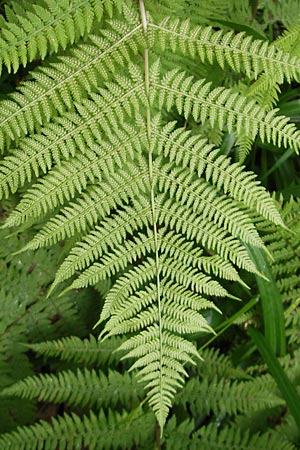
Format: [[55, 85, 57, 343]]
[[1, 0, 300, 448]]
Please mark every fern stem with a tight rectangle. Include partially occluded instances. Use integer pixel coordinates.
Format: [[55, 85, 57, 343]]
[[139, 0, 164, 434]]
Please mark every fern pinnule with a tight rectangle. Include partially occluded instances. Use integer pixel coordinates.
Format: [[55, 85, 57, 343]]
[[0, 0, 102, 74], [158, 198, 259, 273], [153, 18, 300, 82], [155, 122, 285, 226], [156, 161, 264, 248], [51, 198, 152, 291], [156, 69, 300, 154], [23, 164, 150, 250], [0, 16, 143, 151]]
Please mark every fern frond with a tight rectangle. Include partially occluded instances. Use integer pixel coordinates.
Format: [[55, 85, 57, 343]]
[[156, 160, 264, 247], [193, 424, 297, 450], [0, 113, 146, 204], [1, 368, 143, 409], [163, 418, 297, 450], [154, 120, 285, 226], [194, 347, 250, 380], [0, 0, 121, 76], [51, 199, 152, 290], [176, 376, 282, 416], [27, 334, 123, 367], [248, 25, 300, 108], [266, 0, 300, 28], [163, 416, 195, 450], [260, 198, 300, 347], [0, 6, 142, 149], [23, 167, 149, 250], [0, 408, 155, 450], [151, 18, 300, 82], [156, 69, 300, 153], [0, 0, 296, 432]]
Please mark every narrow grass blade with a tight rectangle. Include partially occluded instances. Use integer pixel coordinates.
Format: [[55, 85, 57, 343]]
[[199, 296, 259, 352], [246, 244, 286, 356], [249, 328, 300, 432], [262, 147, 294, 180]]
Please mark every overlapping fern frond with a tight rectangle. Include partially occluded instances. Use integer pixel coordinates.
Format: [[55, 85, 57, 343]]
[[0, 0, 122, 75], [0, 0, 299, 431], [1, 368, 143, 409], [164, 418, 297, 450], [0, 408, 155, 450]]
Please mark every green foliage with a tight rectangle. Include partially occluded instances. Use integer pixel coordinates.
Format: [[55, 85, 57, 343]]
[[1, 368, 143, 409], [0, 218, 92, 433], [1, 0, 300, 447], [0, 0, 121, 75], [0, 409, 155, 450], [28, 334, 124, 366]]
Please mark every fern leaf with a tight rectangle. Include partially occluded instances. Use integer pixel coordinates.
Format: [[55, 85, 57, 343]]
[[176, 376, 283, 416], [0, 64, 147, 200], [50, 199, 152, 291], [0, 7, 142, 149], [118, 326, 200, 429], [23, 166, 149, 250], [0, 0, 295, 431], [158, 199, 259, 273], [0, 408, 155, 450], [192, 424, 297, 450], [0, 0, 121, 75], [154, 120, 285, 226], [27, 334, 123, 367], [65, 229, 156, 290], [248, 26, 300, 109], [156, 160, 264, 247], [155, 69, 300, 153], [151, 18, 300, 81], [0, 114, 146, 205], [1, 368, 143, 409]]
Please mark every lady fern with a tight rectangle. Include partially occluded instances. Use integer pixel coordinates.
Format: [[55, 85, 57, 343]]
[[0, 0, 300, 432], [1, 334, 298, 449]]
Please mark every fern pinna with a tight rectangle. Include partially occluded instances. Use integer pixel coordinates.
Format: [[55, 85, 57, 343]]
[[0, 0, 300, 432]]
